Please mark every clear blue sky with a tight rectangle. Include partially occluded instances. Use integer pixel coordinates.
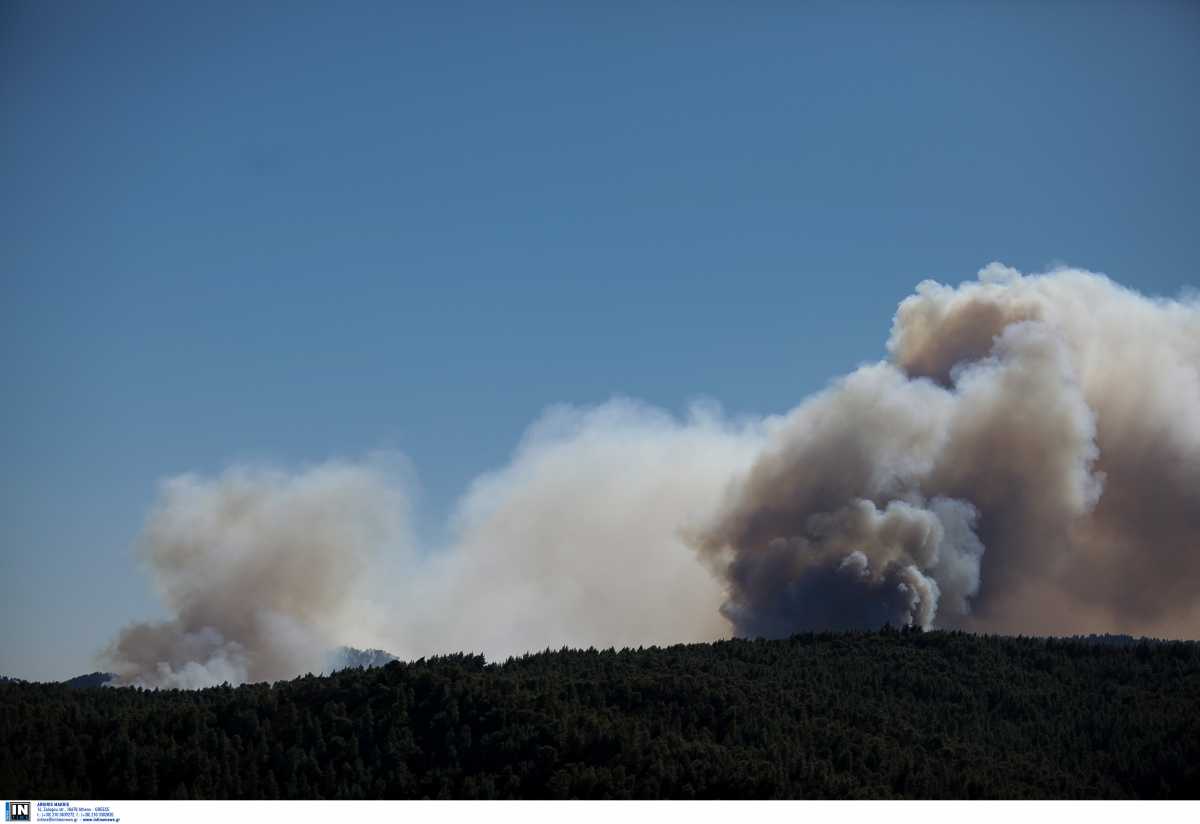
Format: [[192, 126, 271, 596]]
[[2, 1, 1197, 680]]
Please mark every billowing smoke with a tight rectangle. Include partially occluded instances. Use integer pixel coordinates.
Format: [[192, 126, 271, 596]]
[[105, 463, 413, 687], [108, 402, 764, 686], [105, 264, 1200, 687], [698, 263, 1200, 639], [391, 401, 764, 659]]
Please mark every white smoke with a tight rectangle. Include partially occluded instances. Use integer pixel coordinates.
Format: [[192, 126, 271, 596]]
[[389, 399, 764, 660], [105, 264, 1200, 687]]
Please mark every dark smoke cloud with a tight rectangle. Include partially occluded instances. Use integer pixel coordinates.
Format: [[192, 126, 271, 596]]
[[104, 264, 1200, 687], [697, 264, 1200, 639]]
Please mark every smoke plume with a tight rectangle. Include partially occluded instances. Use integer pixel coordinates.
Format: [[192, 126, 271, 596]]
[[107, 402, 763, 686], [698, 263, 1200, 639], [105, 463, 412, 687], [105, 264, 1200, 686]]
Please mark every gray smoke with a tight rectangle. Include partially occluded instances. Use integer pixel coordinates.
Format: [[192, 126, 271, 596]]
[[697, 263, 1200, 639], [105, 463, 413, 687], [107, 402, 763, 687], [105, 264, 1200, 687]]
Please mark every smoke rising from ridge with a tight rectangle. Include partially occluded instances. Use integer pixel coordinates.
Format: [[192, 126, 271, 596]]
[[699, 263, 1200, 638], [108, 402, 764, 686], [392, 401, 764, 659], [105, 464, 413, 687], [106, 264, 1200, 687]]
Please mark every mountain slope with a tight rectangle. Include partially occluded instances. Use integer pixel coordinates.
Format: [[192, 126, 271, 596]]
[[62, 672, 116, 689], [2, 630, 1198, 799], [325, 646, 397, 672]]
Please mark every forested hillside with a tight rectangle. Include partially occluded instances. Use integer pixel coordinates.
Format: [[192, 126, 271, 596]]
[[2, 630, 1198, 799]]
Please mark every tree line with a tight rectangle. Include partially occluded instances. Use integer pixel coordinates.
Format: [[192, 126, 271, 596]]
[[2, 628, 1198, 799]]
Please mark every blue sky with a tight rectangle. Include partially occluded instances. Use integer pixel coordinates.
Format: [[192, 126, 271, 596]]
[[2, 1, 1197, 680]]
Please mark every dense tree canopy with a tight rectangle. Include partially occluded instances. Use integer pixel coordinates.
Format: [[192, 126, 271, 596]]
[[2, 630, 1198, 799]]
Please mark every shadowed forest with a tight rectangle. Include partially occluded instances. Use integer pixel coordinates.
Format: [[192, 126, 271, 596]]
[[2, 630, 1198, 799]]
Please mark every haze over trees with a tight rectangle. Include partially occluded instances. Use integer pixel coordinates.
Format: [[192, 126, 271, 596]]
[[2, 630, 1198, 799]]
